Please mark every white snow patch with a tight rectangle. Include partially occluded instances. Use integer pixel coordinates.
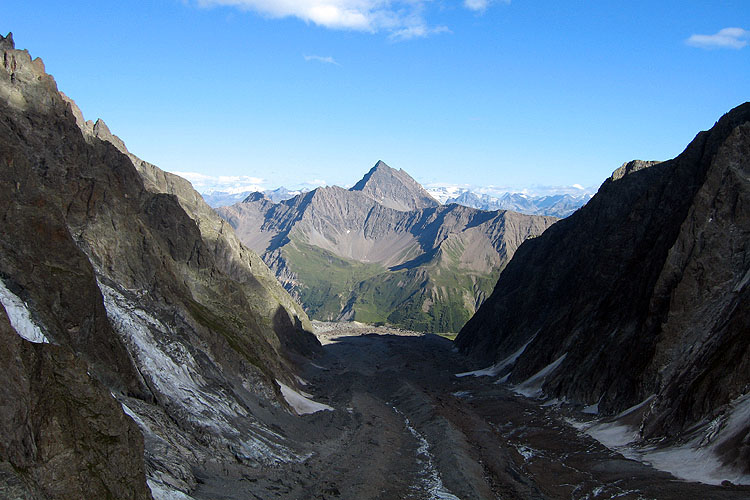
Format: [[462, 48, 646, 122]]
[[234, 434, 305, 464], [454, 364, 504, 378], [637, 393, 750, 485], [496, 373, 510, 383], [98, 281, 297, 465], [512, 353, 567, 398], [734, 267, 750, 292], [613, 394, 655, 420], [514, 445, 538, 462], [0, 280, 49, 343], [455, 338, 532, 379], [587, 422, 639, 449], [569, 394, 750, 485], [99, 282, 244, 433], [641, 444, 742, 486], [451, 391, 472, 399], [582, 402, 599, 415], [277, 380, 333, 415], [147, 480, 196, 500], [101, 281, 300, 465], [393, 407, 462, 500], [120, 402, 149, 430], [541, 398, 562, 407]]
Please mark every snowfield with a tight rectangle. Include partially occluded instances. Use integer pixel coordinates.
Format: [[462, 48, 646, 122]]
[[454, 338, 533, 379], [277, 380, 333, 415], [0, 279, 49, 343], [512, 353, 567, 398], [569, 394, 750, 486]]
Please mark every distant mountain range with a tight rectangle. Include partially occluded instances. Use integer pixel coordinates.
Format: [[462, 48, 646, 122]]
[[203, 186, 306, 207], [440, 190, 593, 218], [217, 161, 556, 332], [202, 180, 593, 219]]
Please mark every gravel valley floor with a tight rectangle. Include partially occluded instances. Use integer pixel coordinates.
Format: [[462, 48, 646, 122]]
[[192, 323, 750, 500]]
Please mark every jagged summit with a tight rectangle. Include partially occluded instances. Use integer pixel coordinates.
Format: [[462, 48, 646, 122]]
[[243, 191, 269, 203], [0, 32, 14, 50], [349, 160, 439, 211], [609, 159, 661, 182]]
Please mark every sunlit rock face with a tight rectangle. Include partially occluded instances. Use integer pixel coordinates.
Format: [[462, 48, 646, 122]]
[[457, 103, 750, 477], [0, 32, 321, 498]]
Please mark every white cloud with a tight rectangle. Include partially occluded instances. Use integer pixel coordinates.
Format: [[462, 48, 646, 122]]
[[171, 171, 266, 194], [686, 27, 749, 49], [304, 54, 340, 65], [305, 178, 327, 186], [196, 0, 452, 39]]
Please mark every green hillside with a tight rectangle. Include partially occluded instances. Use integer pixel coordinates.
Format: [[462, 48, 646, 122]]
[[283, 237, 501, 332]]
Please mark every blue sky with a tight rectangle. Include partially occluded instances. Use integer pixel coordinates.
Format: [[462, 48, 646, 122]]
[[4, 1, 749, 195]]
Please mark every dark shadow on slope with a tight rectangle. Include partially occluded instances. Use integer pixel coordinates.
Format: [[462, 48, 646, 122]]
[[273, 306, 323, 364]]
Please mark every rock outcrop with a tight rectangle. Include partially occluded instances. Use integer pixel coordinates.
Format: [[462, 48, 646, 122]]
[[456, 103, 750, 478], [0, 305, 151, 500], [1, 34, 321, 498], [219, 164, 556, 332]]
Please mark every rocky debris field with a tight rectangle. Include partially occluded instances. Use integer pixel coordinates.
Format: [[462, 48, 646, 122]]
[[189, 324, 750, 500]]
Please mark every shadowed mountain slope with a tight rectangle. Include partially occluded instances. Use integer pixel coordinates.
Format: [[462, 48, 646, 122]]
[[456, 103, 750, 478]]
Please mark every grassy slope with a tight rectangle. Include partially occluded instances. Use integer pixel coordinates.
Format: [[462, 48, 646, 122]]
[[282, 236, 501, 333], [281, 240, 385, 320]]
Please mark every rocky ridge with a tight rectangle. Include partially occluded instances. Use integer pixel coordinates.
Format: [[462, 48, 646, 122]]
[[218, 163, 556, 332], [0, 33, 321, 499], [456, 103, 750, 482]]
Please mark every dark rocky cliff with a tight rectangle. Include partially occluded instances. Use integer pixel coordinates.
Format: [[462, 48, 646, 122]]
[[0, 33, 321, 498], [0, 304, 150, 499], [456, 103, 750, 475]]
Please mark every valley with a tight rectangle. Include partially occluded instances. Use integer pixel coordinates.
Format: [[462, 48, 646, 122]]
[[191, 323, 750, 500], [218, 163, 556, 332], [0, 30, 748, 500]]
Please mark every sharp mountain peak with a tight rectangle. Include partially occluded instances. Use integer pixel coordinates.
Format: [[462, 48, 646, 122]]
[[349, 160, 439, 212]]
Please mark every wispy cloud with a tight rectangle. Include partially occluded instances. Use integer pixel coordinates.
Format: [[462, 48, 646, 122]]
[[305, 179, 327, 187], [304, 54, 340, 65], [390, 24, 451, 42], [196, 0, 477, 39], [172, 171, 266, 194], [463, 0, 509, 13], [686, 27, 749, 49]]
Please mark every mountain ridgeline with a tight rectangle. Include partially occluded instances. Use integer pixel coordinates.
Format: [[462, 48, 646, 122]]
[[218, 162, 557, 332], [457, 103, 750, 477], [0, 33, 321, 498], [444, 190, 592, 218]]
